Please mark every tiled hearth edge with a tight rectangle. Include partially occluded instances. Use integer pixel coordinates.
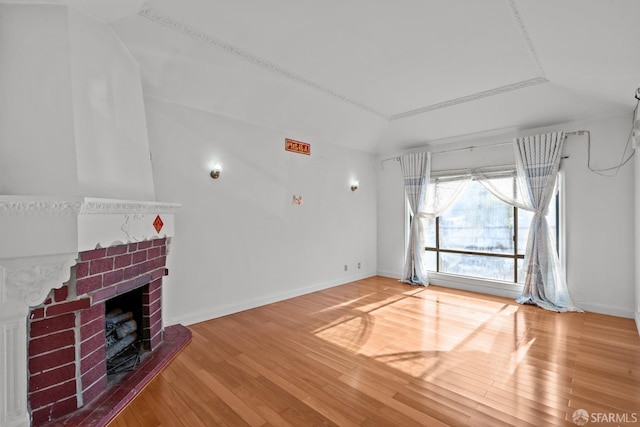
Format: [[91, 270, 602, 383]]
[[27, 239, 167, 425], [43, 324, 192, 427]]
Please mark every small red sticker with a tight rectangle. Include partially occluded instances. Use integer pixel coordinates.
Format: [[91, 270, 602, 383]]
[[153, 215, 164, 233]]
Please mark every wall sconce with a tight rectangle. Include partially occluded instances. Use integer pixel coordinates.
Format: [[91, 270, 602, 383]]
[[209, 163, 222, 179], [351, 180, 359, 191]]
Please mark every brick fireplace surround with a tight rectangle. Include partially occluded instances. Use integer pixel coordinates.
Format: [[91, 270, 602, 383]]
[[0, 197, 190, 427], [28, 239, 167, 425]]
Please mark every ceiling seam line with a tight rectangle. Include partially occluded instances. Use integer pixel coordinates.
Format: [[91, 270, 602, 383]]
[[389, 77, 549, 121], [506, 0, 547, 78], [137, 7, 389, 121], [136, 5, 551, 125]]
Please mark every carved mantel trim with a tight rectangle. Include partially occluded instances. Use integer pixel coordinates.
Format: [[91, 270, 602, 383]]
[[0, 197, 180, 217], [0, 197, 180, 258], [1, 254, 77, 308], [0, 200, 82, 217], [0, 253, 77, 427]]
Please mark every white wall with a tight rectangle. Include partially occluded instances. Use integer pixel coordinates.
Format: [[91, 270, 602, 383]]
[[0, 4, 78, 195], [378, 114, 636, 318], [562, 115, 635, 317], [636, 132, 640, 332], [67, 8, 155, 201], [0, 4, 154, 200], [145, 98, 377, 326], [376, 156, 406, 278]]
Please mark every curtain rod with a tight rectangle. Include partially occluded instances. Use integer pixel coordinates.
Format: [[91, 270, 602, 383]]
[[380, 130, 587, 166]]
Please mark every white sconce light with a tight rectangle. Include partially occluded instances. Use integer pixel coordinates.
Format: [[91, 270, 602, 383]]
[[351, 180, 359, 191], [209, 163, 222, 179]]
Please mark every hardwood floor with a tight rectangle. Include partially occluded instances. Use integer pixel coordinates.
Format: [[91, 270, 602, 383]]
[[108, 276, 640, 426]]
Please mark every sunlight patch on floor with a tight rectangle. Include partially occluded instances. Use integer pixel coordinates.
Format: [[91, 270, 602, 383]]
[[312, 288, 528, 379]]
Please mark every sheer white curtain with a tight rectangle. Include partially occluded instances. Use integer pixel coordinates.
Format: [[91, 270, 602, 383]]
[[424, 171, 471, 218], [474, 166, 526, 208], [401, 168, 470, 285], [399, 152, 430, 285], [513, 132, 581, 312]]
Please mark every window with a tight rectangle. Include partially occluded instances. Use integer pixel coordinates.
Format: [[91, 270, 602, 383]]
[[421, 177, 558, 284]]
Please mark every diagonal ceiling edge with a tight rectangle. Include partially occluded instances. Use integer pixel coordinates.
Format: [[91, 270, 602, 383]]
[[137, 0, 549, 122], [138, 7, 389, 120], [389, 77, 549, 121], [390, 0, 549, 121], [506, 0, 546, 78]]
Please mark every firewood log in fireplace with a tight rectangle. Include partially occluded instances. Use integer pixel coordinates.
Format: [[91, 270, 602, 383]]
[[106, 309, 133, 325], [105, 308, 139, 361], [115, 319, 138, 339], [106, 332, 138, 360]]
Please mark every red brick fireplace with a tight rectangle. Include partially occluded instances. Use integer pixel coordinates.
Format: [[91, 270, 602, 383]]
[[0, 197, 188, 427], [27, 239, 168, 425]]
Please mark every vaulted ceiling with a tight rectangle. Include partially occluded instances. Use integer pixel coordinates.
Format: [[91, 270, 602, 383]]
[[66, 0, 640, 153]]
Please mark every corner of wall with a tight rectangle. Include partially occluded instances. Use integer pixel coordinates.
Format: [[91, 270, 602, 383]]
[[636, 134, 640, 335]]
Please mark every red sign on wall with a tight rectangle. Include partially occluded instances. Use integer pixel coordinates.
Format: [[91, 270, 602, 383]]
[[285, 138, 310, 155]]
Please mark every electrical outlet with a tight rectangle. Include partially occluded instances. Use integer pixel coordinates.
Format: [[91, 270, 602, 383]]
[[358, 262, 361, 269], [344, 265, 348, 271]]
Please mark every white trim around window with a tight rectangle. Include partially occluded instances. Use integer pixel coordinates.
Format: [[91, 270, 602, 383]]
[[428, 272, 524, 299]]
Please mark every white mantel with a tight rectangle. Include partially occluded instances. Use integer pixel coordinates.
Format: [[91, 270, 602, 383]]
[[0, 196, 179, 427]]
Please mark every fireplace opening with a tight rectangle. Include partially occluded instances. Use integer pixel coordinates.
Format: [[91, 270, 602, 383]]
[[105, 285, 148, 378]]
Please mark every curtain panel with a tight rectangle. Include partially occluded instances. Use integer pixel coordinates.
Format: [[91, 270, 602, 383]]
[[514, 132, 581, 312], [399, 152, 431, 285]]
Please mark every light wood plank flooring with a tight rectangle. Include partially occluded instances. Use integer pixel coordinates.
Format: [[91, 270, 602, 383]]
[[109, 276, 640, 426]]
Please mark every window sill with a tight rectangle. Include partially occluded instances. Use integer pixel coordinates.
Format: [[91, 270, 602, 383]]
[[427, 272, 523, 300]]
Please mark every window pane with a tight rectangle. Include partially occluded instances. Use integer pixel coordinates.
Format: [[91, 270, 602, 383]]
[[517, 258, 525, 283], [419, 173, 560, 284], [517, 201, 558, 256], [422, 218, 436, 248], [440, 252, 514, 282], [517, 209, 533, 256], [423, 250, 437, 272], [548, 196, 558, 246], [439, 181, 513, 255]]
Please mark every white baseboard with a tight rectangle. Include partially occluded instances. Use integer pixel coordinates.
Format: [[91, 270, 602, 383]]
[[380, 272, 636, 319], [376, 270, 402, 280], [574, 301, 635, 319], [164, 271, 375, 327]]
